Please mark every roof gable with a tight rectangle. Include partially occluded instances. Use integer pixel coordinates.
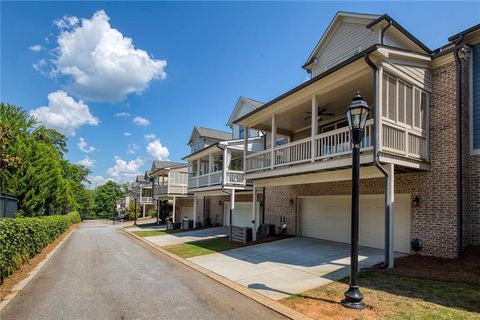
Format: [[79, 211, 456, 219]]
[[187, 126, 232, 145], [303, 12, 380, 69], [226, 96, 264, 127]]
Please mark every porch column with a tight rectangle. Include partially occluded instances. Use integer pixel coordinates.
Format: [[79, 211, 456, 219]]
[[193, 195, 197, 229], [172, 196, 176, 223], [252, 186, 257, 241], [311, 95, 318, 162], [229, 189, 235, 240], [244, 127, 249, 172], [223, 147, 228, 183], [270, 114, 277, 169], [143, 204, 146, 218], [196, 158, 200, 186], [208, 153, 214, 185], [385, 163, 395, 268]]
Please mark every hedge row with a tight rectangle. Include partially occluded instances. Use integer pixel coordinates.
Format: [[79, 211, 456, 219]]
[[0, 211, 81, 282]]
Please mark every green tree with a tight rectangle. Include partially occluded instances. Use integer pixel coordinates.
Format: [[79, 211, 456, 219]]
[[94, 181, 124, 219], [0, 103, 92, 217]]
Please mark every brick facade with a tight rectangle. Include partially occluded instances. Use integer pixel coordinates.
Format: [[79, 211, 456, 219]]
[[263, 59, 478, 259]]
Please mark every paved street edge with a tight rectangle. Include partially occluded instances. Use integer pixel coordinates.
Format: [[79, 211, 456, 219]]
[[0, 226, 79, 312], [122, 229, 312, 320]]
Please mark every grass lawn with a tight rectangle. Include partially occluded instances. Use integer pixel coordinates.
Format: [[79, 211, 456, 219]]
[[281, 272, 480, 320], [164, 237, 242, 258], [131, 229, 182, 237]]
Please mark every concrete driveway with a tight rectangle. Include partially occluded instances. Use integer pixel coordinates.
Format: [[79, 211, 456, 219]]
[[145, 226, 229, 247], [188, 237, 388, 300]]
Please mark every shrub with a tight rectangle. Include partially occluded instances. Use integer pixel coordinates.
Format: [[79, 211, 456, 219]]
[[0, 211, 81, 283]]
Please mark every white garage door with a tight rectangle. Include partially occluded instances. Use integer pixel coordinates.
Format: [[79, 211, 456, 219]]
[[224, 202, 260, 228], [180, 207, 194, 220], [298, 195, 411, 253]]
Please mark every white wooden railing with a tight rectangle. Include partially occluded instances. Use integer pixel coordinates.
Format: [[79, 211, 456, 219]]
[[381, 121, 428, 159], [154, 184, 188, 196], [140, 197, 153, 204], [245, 120, 374, 173], [225, 170, 246, 185], [187, 169, 251, 189]]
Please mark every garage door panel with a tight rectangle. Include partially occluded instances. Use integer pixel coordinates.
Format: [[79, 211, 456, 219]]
[[299, 195, 410, 253], [180, 207, 194, 220], [224, 202, 259, 228]]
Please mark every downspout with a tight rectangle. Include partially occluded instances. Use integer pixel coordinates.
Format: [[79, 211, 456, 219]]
[[364, 51, 393, 268], [380, 20, 393, 44], [453, 37, 465, 257]]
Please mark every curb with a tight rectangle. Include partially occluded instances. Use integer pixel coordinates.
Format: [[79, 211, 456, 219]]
[[0, 226, 78, 312], [122, 229, 312, 320]]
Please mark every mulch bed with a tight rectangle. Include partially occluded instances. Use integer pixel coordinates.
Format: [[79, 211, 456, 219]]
[[0, 224, 79, 301], [380, 246, 480, 285]]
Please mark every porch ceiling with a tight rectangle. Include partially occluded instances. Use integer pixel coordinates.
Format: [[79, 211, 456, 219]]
[[254, 71, 374, 134]]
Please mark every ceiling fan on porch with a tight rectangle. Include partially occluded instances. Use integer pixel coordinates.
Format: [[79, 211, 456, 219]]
[[304, 108, 335, 121]]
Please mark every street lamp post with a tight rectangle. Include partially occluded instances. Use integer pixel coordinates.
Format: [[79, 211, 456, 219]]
[[342, 92, 371, 310]]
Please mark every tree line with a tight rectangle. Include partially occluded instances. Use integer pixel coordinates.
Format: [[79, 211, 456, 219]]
[[1, 103, 124, 219]]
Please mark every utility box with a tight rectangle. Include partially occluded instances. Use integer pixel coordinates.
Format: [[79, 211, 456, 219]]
[[230, 226, 252, 244], [181, 218, 190, 230]]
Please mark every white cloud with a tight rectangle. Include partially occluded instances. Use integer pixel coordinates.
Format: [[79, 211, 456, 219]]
[[106, 156, 145, 183], [144, 134, 156, 141], [84, 174, 110, 189], [77, 137, 95, 153], [127, 143, 139, 154], [52, 10, 167, 101], [123, 132, 132, 137], [115, 112, 130, 117], [133, 116, 150, 126], [146, 139, 169, 161], [29, 44, 43, 52], [32, 59, 48, 75], [30, 90, 99, 136], [54, 15, 79, 30], [77, 156, 95, 168]]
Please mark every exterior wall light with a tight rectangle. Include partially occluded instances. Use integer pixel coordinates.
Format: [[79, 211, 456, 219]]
[[289, 198, 294, 206], [413, 196, 420, 207]]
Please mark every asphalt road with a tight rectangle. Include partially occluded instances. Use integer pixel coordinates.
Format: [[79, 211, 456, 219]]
[[0, 221, 286, 320]]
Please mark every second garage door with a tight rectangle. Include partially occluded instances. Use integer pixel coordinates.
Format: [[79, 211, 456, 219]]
[[224, 202, 260, 228], [298, 195, 411, 253], [179, 207, 194, 220]]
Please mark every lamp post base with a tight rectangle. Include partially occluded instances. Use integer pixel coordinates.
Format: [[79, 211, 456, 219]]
[[341, 286, 366, 309]]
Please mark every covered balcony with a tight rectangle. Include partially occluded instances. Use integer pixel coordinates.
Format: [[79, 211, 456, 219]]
[[153, 169, 189, 198], [238, 56, 430, 180], [187, 141, 254, 191]]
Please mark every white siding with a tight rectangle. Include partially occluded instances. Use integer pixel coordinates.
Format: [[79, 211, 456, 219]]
[[383, 60, 432, 90], [311, 22, 378, 77], [231, 101, 260, 139]]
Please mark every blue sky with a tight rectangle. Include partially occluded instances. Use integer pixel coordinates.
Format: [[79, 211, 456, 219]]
[[1, 1, 479, 187]]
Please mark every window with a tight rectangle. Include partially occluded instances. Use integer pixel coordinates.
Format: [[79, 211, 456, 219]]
[[383, 72, 428, 131], [239, 127, 245, 139]]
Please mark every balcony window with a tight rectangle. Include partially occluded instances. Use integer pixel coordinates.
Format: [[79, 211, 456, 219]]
[[383, 72, 428, 131]]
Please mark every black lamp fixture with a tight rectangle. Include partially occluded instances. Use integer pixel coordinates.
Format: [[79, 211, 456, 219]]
[[289, 198, 294, 206], [218, 200, 223, 206], [413, 196, 420, 207], [342, 92, 371, 310]]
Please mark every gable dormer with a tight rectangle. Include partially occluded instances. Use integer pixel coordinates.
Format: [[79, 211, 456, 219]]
[[303, 12, 431, 78], [227, 97, 263, 139], [188, 126, 232, 153]]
